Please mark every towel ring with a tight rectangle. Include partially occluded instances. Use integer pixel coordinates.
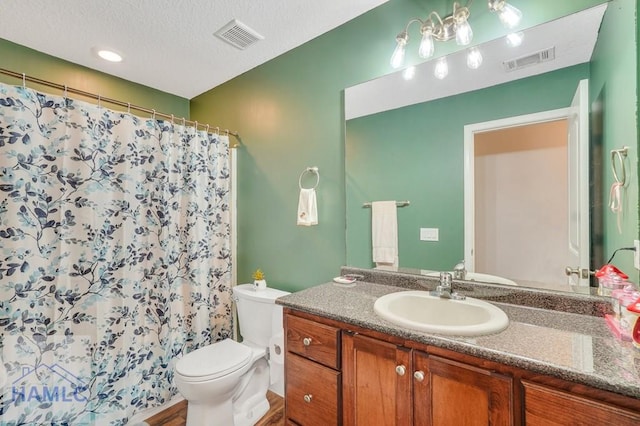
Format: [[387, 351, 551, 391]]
[[611, 146, 628, 185], [299, 167, 320, 190]]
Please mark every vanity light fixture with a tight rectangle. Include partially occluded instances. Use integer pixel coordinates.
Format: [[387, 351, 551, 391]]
[[506, 32, 524, 47], [434, 57, 449, 80], [488, 0, 523, 29], [390, 0, 522, 69], [402, 65, 416, 80], [466, 47, 483, 69]]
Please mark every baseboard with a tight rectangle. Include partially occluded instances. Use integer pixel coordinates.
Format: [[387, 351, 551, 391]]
[[127, 394, 186, 425]]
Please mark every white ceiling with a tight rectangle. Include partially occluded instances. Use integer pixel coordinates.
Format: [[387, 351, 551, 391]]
[[0, 0, 388, 99], [346, 4, 607, 119]]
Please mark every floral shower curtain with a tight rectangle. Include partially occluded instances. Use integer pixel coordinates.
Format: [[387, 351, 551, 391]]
[[0, 83, 233, 425]]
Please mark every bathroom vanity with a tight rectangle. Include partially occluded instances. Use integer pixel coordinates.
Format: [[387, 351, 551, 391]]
[[277, 272, 640, 425]]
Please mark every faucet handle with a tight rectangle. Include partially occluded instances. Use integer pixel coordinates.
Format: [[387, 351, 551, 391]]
[[439, 272, 452, 287]]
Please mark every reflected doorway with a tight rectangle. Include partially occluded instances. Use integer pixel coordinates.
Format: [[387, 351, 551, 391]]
[[473, 120, 569, 288]]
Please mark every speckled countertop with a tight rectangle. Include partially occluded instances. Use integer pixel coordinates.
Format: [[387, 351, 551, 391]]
[[277, 277, 640, 400]]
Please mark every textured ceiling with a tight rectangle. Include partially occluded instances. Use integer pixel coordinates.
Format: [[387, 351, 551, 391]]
[[0, 0, 388, 99]]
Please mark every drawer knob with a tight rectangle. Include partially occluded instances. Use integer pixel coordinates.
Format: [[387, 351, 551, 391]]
[[303, 394, 313, 403], [395, 365, 406, 376], [414, 370, 425, 382], [303, 337, 312, 346]]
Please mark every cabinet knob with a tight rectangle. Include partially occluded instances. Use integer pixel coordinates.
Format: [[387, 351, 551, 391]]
[[303, 394, 313, 403], [414, 370, 425, 382], [303, 337, 312, 346], [395, 365, 406, 376]]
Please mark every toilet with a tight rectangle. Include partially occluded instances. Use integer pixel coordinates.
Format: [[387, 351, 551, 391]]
[[174, 284, 290, 426]]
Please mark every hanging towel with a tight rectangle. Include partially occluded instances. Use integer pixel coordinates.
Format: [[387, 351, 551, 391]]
[[297, 188, 318, 226], [372, 201, 398, 268]]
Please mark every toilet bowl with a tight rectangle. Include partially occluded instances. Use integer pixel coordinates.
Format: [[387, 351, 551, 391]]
[[174, 284, 289, 426]]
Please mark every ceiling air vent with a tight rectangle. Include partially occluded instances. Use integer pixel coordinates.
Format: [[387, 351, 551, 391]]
[[214, 19, 264, 50], [503, 47, 556, 72]]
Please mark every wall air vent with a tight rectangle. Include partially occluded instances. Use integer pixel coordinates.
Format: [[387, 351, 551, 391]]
[[503, 47, 556, 72], [214, 19, 264, 50]]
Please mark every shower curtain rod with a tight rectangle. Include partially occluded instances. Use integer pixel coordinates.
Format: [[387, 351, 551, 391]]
[[0, 67, 241, 145]]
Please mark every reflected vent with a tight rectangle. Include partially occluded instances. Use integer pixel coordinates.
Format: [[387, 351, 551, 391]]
[[214, 19, 264, 50], [503, 47, 556, 72]]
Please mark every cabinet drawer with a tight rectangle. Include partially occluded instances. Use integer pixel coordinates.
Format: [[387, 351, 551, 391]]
[[523, 380, 640, 425], [286, 352, 341, 426], [286, 314, 340, 369]]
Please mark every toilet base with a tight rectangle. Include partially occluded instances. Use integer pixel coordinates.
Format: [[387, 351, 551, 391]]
[[233, 395, 269, 426], [186, 399, 233, 426]]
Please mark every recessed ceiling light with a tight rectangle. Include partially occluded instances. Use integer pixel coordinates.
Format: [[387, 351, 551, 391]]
[[96, 49, 123, 62]]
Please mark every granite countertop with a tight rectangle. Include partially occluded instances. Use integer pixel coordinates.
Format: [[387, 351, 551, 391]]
[[277, 280, 640, 400]]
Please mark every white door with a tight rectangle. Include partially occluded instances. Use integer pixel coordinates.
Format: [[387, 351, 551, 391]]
[[566, 79, 590, 286]]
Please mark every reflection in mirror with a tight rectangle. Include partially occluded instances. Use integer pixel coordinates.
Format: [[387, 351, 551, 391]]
[[344, 3, 639, 294]]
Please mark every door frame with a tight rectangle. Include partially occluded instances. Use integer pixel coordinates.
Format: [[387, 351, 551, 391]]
[[463, 108, 572, 273]]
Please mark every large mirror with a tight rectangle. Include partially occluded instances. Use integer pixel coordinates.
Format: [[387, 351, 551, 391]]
[[344, 3, 639, 294]]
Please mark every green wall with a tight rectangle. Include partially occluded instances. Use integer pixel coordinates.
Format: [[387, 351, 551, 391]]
[[191, 0, 610, 292], [345, 64, 590, 271], [589, 0, 639, 279], [0, 39, 189, 117]]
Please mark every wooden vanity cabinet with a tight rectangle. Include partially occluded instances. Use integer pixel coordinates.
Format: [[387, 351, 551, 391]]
[[284, 309, 640, 426], [413, 351, 514, 425], [522, 380, 640, 425], [342, 332, 413, 425], [284, 312, 342, 426]]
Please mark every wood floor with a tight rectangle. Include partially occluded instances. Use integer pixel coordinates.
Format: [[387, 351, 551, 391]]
[[144, 391, 284, 426]]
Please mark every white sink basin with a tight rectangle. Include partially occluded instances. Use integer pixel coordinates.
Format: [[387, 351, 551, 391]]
[[373, 291, 509, 336], [420, 270, 518, 286]]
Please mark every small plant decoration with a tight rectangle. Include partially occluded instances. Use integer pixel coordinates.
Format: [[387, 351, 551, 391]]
[[252, 268, 267, 290]]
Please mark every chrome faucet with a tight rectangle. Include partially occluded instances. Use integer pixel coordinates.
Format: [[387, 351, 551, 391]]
[[430, 272, 466, 300], [453, 260, 466, 280]]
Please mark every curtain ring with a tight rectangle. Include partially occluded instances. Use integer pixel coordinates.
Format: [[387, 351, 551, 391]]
[[215, 127, 220, 134], [171, 114, 174, 124], [22, 73, 26, 88], [225, 129, 229, 136], [127, 103, 131, 114], [97, 95, 102, 108], [206, 124, 210, 133], [194, 121, 198, 131], [63, 85, 68, 100], [152, 109, 156, 120], [182, 117, 186, 126]]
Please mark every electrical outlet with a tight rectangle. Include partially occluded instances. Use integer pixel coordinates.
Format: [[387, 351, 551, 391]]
[[420, 228, 439, 242], [635, 240, 640, 270]]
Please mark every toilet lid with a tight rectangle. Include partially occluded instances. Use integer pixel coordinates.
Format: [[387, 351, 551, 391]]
[[176, 339, 252, 380]]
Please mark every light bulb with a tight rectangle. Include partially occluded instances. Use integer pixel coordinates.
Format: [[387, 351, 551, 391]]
[[506, 32, 524, 47], [390, 34, 407, 69], [498, 2, 522, 29], [418, 31, 434, 59], [402, 66, 416, 81], [466, 47, 483, 69], [455, 20, 473, 46], [434, 57, 449, 80]]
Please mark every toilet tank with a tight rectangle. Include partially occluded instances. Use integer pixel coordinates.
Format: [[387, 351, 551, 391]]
[[233, 284, 290, 347]]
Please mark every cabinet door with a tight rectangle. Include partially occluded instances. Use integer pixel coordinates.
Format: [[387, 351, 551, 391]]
[[286, 352, 341, 426], [413, 351, 513, 426], [523, 380, 640, 425], [342, 332, 412, 426]]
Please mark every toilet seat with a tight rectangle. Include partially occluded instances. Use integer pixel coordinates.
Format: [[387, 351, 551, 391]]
[[176, 339, 252, 382]]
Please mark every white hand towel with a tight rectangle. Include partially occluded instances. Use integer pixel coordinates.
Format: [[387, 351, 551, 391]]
[[371, 201, 398, 268], [297, 188, 318, 226]]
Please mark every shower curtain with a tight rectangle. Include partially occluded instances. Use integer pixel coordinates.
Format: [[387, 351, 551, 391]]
[[0, 83, 233, 425]]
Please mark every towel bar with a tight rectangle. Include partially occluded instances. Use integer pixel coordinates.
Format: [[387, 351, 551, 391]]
[[363, 201, 410, 208]]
